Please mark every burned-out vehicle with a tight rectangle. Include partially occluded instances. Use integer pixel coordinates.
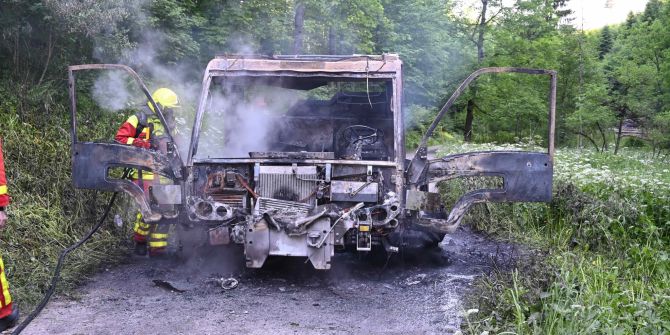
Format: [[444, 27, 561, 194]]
[[68, 55, 556, 270]]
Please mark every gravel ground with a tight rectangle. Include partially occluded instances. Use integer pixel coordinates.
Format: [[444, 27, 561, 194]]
[[19, 226, 521, 335]]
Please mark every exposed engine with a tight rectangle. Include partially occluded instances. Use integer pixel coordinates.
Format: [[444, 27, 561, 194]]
[[188, 161, 401, 270]]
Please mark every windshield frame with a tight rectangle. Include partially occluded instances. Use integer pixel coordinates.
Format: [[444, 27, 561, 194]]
[[187, 65, 403, 167]]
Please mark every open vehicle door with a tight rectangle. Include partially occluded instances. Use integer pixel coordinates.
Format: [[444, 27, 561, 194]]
[[406, 67, 557, 233], [68, 64, 184, 222]]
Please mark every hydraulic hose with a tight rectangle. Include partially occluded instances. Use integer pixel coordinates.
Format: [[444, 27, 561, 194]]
[[12, 191, 119, 334]]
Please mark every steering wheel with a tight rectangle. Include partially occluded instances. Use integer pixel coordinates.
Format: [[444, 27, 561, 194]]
[[341, 125, 381, 146]]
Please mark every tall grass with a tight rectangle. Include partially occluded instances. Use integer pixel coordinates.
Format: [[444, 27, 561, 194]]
[[443, 144, 670, 334], [0, 86, 133, 309]]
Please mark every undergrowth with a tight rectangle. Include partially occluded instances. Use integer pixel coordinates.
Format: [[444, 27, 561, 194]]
[[0, 83, 135, 310], [448, 145, 670, 334]]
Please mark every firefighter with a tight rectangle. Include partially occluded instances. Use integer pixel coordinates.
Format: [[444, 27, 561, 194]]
[[115, 88, 179, 257], [0, 138, 19, 331]]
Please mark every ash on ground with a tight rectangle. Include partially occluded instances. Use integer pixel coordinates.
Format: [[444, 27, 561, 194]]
[[24, 226, 522, 335]]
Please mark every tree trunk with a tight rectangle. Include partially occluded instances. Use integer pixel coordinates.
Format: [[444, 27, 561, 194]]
[[574, 131, 600, 152], [464, 0, 488, 142], [596, 122, 608, 152], [477, 0, 488, 63], [614, 117, 624, 154], [464, 98, 475, 142], [293, 2, 306, 54], [38, 30, 54, 86], [328, 26, 336, 54]]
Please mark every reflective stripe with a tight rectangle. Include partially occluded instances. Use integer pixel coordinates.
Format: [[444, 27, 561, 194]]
[[127, 137, 135, 145], [0, 185, 6, 195], [0, 256, 12, 307], [130, 170, 156, 180], [127, 115, 139, 128], [134, 227, 149, 236], [134, 223, 149, 230], [141, 128, 150, 140], [148, 241, 168, 248], [133, 216, 150, 236], [150, 233, 169, 239]]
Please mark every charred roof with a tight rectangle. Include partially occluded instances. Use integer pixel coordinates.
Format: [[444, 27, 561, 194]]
[[205, 54, 402, 76]]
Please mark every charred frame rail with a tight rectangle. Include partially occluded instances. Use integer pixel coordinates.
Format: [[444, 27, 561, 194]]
[[407, 67, 557, 233], [68, 64, 184, 222]]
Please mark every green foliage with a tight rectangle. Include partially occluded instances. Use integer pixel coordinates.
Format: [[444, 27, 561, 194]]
[[458, 148, 670, 334], [0, 97, 131, 309]]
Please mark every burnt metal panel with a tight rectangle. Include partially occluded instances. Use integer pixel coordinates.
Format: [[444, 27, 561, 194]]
[[414, 151, 553, 233], [245, 217, 333, 270], [330, 181, 379, 203], [67, 64, 186, 222], [427, 151, 553, 201], [206, 54, 401, 74], [72, 142, 176, 221], [245, 218, 270, 268], [405, 190, 442, 212], [249, 152, 335, 159]]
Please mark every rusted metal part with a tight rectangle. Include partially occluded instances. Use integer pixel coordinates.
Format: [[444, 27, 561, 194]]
[[234, 174, 258, 199], [208, 224, 230, 245], [407, 67, 557, 178], [206, 54, 400, 74], [330, 180, 378, 202], [413, 151, 552, 233]]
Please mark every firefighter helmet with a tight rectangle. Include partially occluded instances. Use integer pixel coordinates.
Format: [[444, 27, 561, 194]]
[[147, 88, 180, 113]]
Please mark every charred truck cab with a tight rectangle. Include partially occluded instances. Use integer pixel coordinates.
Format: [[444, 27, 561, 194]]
[[68, 55, 556, 270]]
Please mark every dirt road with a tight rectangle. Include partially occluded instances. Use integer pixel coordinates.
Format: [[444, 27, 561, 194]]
[[22, 226, 518, 335]]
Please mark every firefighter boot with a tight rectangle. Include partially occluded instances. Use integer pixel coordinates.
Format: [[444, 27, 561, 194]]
[[0, 306, 19, 331]]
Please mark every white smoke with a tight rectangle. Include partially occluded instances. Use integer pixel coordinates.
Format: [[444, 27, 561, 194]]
[[92, 70, 135, 111], [90, 19, 205, 159], [196, 82, 304, 159]]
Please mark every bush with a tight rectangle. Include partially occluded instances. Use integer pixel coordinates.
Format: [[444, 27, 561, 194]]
[[0, 91, 131, 309]]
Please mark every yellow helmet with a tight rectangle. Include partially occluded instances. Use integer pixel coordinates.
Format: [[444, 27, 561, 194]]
[[147, 88, 180, 113]]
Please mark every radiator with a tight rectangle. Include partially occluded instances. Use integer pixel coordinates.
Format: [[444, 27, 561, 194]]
[[257, 197, 312, 216], [256, 165, 317, 205]]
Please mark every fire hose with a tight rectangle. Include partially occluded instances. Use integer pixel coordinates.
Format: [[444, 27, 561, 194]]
[[12, 170, 128, 334]]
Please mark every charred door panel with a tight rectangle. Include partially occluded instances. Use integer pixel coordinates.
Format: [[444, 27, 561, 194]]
[[72, 142, 176, 221], [68, 64, 184, 222], [426, 151, 553, 202], [411, 151, 553, 234]]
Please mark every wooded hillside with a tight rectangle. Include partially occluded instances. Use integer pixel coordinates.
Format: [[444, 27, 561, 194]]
[[1, 0, 669, 152]]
